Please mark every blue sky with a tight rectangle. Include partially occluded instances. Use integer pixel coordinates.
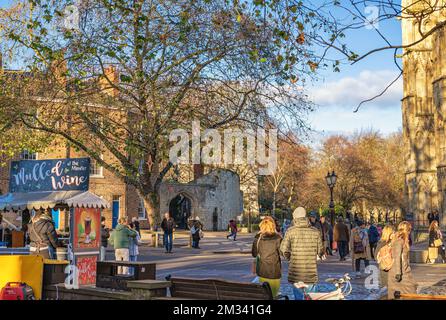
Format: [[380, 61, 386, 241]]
[[0, 0, 12, 8], [1, 0, 403, 139], [305, 3, 403, 141]]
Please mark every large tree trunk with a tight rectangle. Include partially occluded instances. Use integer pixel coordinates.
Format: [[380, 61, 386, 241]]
[[137, 190, 160, 231]]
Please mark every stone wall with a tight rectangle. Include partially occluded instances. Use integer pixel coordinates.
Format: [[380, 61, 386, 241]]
[[158, 169, 243, 231], [401, 1, 446, 228]]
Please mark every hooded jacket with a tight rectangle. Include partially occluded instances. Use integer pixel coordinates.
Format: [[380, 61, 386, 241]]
[[109, 224, 137, 249], [28, 214, 58, 249], [280, 217, 323, 284], [252, 233, 282, 279]]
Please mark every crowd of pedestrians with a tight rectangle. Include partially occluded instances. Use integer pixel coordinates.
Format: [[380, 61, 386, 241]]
[[249, 206, 424, 300], [90, 205, 444, 300]]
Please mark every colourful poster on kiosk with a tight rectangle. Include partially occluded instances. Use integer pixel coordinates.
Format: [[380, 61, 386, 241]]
[[71, 207, 101, 286], [73, 207, 101, 250], [76, 255, 98, 286]]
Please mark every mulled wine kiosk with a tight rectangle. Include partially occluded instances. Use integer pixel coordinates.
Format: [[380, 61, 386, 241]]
[[0, 157, 109, 288]]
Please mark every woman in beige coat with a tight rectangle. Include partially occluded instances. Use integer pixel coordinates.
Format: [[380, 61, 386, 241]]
[[387, 221, 417, 299], [350, 221, 372, 277]]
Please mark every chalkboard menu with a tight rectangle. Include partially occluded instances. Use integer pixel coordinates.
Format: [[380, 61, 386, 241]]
[[9, 158, 90, 193]]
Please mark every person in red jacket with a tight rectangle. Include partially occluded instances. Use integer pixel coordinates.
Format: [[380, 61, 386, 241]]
[[227, 220, 238, 241]]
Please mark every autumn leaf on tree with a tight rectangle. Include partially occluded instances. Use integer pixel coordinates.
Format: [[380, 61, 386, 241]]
[[296, 33, 305, 45]]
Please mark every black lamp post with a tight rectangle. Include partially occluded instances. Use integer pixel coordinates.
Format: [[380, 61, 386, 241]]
[[325, 170, 337, 226]]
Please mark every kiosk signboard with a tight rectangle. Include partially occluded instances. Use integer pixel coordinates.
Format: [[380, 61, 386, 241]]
[[9, 158, 90, 193]]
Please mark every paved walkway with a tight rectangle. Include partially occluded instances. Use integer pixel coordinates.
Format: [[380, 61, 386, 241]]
[[106, 232, 446, 300]]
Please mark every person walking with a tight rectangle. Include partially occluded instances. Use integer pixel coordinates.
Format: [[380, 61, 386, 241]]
[[387, 221, 417, 299], [281, 219, 291, 237], [272, 216, 281, 234], [344, 218, 352, 256], [309, 212, 322, 232], [433, 209, 440, 225], [227, 219, 238, 241], [350, 220, 372, 277], [427, 210, 435, 226], [252, 216, 282, 298], [309, 212, 323, 258], [374, 224, 395, 291], [128, 222, 141, 262], [333, 216, 350, 261], [109, 217, 138, 275], [190, 217, 203, 249], [128, 222, 141, 275], [320, 216, 332, 256], [280, 207, 324, 300], [368, 222, 380, 260], [428, 220, 445, 264], [100, 216, 110, 261], [131, 217, 141, 236], [27, 210, 58, 259], [161, 212, 175, 253]]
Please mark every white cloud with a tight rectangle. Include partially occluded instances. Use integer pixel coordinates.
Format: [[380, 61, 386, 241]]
[[309, 70, 403, 110]]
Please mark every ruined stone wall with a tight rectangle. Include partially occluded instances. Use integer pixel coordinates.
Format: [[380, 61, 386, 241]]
[[158, 169, 243, 231]]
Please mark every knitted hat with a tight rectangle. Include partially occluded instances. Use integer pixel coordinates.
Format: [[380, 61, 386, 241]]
[[293, 207, 306, 219]]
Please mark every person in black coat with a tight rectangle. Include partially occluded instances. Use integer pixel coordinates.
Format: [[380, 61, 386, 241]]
[[428, 220, 445, 263], [161, 212, 176, 253], [131, 217, 141, 236], [27, 210, 58, 259], [100, 216, 110, 261]]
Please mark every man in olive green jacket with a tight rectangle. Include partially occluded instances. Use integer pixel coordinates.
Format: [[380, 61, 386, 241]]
[[280, 207, 323, 300], [109, 217, 138, 274]]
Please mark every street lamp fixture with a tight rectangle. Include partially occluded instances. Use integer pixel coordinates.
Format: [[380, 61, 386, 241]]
[[325, 170, 337, 226], [325, 170, 337, 188]]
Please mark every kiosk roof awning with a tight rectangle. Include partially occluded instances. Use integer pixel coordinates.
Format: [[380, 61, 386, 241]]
[[0, 191, 110, 211]]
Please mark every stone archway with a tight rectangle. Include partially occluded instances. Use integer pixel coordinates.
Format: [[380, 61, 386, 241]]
[[169, 193, 193, 229]]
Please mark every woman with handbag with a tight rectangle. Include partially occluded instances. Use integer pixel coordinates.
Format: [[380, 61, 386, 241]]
[[350, 221, 372, 278], [251, 216, 282, 298], [428, 220, 445, 263]]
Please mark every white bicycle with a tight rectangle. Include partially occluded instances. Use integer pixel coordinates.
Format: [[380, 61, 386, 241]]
[[294, 274, 352, 300]]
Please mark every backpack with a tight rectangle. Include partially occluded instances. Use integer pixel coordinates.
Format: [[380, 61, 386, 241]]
[[352, 229, 365, 254], [376, 243, 393, 271]]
